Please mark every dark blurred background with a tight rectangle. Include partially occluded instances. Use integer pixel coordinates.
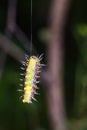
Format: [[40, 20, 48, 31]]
[[0, 0, 87, 130]]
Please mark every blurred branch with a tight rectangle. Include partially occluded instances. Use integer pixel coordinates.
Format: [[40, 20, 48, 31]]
[[0, 34, 25, 62], [6, 0, 35, 53], [43, 0, 71, 130], [15, 25, 30, 50], [0, 0, 36, 77], [0, 0, 25, 78], [0, 0, 17, 78], [6, 0, 32, 52], [5, 0, 17, 35], [14, 25, 36, 53]]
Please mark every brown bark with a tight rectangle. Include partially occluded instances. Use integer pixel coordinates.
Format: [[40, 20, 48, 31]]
[[45, 0, 71, 130]]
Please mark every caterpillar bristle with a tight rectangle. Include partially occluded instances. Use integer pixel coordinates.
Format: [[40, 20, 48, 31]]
[[33, 85, 38, 89], [20, 73, 25, 76], [35, 75, 40, 78], [20, 95, 23, 99], [19, 55, 43, 104], [39, 53, 44, 60], [37, 65, 42, 68], [32, 96, 37, 102], [17, 89, 23, 92], [19, 84, 23, 87], [33, 79, 36, 82], [40, 64, 46, 66], [20, 78, 23, 81], [37, 71, 41, 73], [34, 91, 39, 95], [39, 58, 43, 61], [36, 81, 40, 84], [20, 67, 25, 70], [21, 61, 26, 65], [25, 54, 29, 58]]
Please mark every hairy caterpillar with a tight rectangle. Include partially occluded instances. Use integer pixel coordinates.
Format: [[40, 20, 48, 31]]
[[19, 54, 44, 103]]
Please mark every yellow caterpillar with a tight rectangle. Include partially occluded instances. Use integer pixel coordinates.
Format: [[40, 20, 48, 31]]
[[19, 54, 44, 103]]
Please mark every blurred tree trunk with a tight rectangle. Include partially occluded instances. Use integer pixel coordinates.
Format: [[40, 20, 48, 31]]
[[46, 0, 71, 130]]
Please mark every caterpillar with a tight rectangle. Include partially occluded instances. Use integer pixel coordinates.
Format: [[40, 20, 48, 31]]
[[19, 54, 44, 103]]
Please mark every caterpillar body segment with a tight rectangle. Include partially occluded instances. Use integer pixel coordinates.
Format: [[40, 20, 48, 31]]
[[20, 55, 43, 104]]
